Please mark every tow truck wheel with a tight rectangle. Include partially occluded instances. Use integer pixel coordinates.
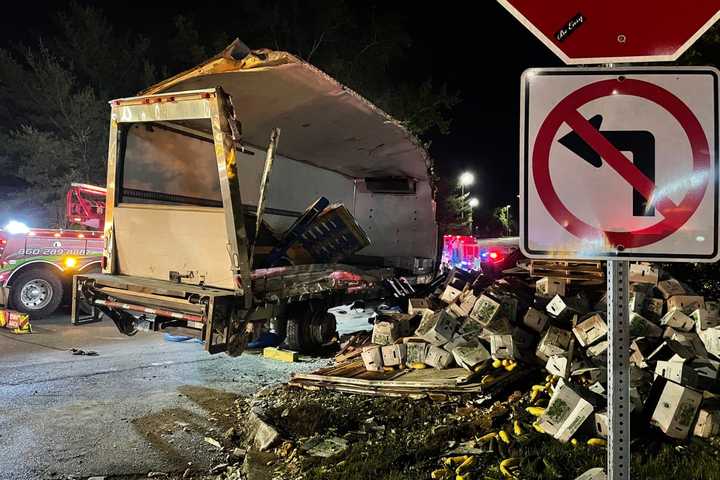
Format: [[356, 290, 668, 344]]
[[10, 269, 63, 319]]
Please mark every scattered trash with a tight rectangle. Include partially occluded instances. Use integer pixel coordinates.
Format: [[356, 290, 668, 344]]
[[303, 436, 349, 458], [203, 437, 222, 450], [70, 348, 98, 356]]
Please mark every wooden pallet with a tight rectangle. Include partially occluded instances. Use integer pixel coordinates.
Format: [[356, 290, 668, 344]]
[[288, 360, 528, 397], [529, 260, 605, 281]]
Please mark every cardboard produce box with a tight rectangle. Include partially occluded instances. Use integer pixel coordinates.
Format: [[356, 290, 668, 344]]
[[667, 295, 705, 315], [536, 277, 568, 297], [650, 379, 702, 440], [538, 379, 594, 442], [694, 409, 720, 438], [573, 313, 608, 347], [425, 345, 453, 369], [361, 346, 383, 372], [660, 309, 695, 332], [536, 326, 573, 362], [629, 263, 659, 285], [415, 310, 458, 345], [381, 344, 407, 367], [523, 307, 548, 333]]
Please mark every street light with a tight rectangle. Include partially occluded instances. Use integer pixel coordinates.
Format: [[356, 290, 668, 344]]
[[458, 171, 476, 224], [459, 171, 475, 189]]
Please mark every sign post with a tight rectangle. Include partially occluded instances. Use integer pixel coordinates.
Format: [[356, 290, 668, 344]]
[[606, 260, 630, 479]]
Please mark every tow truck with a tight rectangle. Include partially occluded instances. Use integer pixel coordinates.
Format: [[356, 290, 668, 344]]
[[0, 184, 106, 317]]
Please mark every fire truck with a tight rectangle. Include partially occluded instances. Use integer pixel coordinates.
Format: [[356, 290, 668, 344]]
[[0, 184, 105, 317]]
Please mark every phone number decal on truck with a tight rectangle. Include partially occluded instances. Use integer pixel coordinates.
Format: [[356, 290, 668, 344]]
[[16, 248, 93, 256]]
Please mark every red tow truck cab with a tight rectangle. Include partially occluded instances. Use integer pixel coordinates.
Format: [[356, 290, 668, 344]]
[[0, 185, 106, 318]]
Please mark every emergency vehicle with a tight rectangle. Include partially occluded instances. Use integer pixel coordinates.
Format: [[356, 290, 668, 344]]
[[0, 184, 105, 317]]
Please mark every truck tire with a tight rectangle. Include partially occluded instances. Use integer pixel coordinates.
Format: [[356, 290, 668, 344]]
[[285, 307, 337, 352], [10, 269, 64, 319]]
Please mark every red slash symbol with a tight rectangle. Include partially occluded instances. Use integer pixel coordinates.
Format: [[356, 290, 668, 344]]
[[533, 78, 711, 249]]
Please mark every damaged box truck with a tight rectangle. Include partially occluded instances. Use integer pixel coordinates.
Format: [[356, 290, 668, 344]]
[[71, 40, 438, 356]]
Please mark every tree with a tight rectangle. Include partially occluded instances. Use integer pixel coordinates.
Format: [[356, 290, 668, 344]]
[[0, 4, 153, 227], [228, 0, 459, 136], [0, 3, 459, 228]]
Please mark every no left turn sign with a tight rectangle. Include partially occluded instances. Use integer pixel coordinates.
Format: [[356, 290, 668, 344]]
[[520, 68, 719, 261]]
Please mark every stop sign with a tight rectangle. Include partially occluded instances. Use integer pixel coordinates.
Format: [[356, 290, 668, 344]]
[[498, 0, 720, 64]]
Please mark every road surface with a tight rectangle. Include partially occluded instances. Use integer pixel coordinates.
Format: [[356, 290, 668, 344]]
[[0, 311, 329, 480]]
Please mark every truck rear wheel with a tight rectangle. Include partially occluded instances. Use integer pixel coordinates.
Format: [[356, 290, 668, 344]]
[[285, 305, 337, 352], [11, 269, 64, 319]]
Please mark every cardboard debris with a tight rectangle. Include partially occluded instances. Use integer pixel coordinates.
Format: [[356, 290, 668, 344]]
[[523, 307, 548, 333], [658, 279, 686, 299], [660, 309, 695, 332], [489, 334, 515, 360], [694, 409, 720, 438], [667, 295, 705, 315], [575, 468, 607, 480], [538, 379, 594, 442], [536, 276, 568, 297], [536, 326, 572, 362], [425, 345, 453, 370], [295, 263, 720, 448], [361, 346, 383, 372], [372, 320, 400, 346], [452, 342, 491, 371], [650, 379, 702, 440], [572, 313, 607, 347], [416, 310, 459, 345], [381, 344, 406, 367]]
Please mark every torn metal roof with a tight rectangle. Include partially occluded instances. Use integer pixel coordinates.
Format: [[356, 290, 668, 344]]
[[141, 39, 431, 181]]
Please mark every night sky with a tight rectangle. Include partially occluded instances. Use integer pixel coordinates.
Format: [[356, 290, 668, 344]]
[[0, 2, 561, 213]]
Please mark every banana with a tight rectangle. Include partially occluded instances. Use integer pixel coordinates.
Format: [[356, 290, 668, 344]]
[[529, 389, 540, 403], [492, 358, 503, 369], [455, 456, 477, 475], [444, 455, 470, 466], [531, 384, 546, 392], [499, 458, 521, 479], [532, 421, 545, 434], [410, 362, 427, 369], [477, 432, 498, 443], [498, 429, 511, 444], [570, 438, 578, 447], [526, 406, 545, 417], [513, 419, 523, 436], [431, 468, 450, 479], [505, 362, 518, 372], [587, 438, 607, 447]]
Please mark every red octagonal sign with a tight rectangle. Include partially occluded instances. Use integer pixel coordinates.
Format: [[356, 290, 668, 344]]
[[498, 0, 720, 64]]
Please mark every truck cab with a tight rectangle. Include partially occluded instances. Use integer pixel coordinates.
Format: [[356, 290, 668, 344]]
[[72, 40, 438, 356]]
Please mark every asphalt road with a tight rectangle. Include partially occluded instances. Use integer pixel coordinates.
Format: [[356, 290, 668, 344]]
[[0, 311, 329, 480]]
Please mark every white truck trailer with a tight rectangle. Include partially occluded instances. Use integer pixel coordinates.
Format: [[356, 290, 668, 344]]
[[71, 40, 438, 355]]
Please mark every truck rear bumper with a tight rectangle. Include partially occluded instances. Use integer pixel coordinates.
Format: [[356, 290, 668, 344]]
[[72, 273, 245, 354]]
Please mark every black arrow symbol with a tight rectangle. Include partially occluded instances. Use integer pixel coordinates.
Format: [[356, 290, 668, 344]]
[[559, 114, 656, 217]]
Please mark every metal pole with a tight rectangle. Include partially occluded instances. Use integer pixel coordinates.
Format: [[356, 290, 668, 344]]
[[606, 260, 630, 480]]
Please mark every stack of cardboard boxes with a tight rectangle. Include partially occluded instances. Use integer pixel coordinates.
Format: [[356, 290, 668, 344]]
[[359, 262, 720, 443]]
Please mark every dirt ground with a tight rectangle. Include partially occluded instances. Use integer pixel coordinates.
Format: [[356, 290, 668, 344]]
[[0, 311, 328, 480]]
